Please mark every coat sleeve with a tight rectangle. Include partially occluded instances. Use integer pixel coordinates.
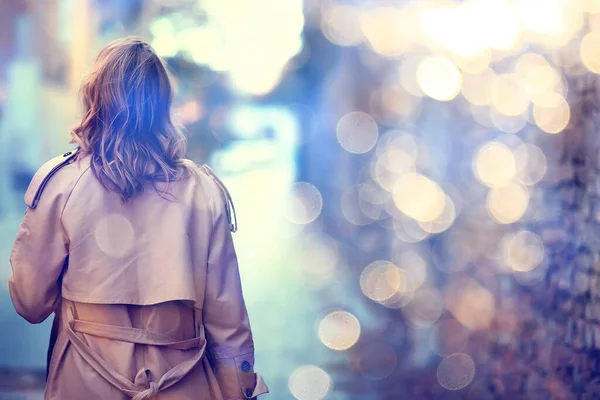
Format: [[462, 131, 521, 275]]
[[8, 162, 71, 324], [202, 179, 269, 400]]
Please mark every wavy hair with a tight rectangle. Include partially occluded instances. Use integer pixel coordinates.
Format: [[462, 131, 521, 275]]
[[71, 37, 187, 202]]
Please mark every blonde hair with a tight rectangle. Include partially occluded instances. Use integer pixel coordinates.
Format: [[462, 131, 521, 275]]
[[71, 37, 187, 202]]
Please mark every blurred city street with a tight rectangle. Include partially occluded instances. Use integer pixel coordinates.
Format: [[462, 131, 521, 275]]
[[3, 0, 600, 399]]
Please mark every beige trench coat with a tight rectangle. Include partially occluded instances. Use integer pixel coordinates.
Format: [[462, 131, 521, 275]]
[[8, 149, 269, 400]]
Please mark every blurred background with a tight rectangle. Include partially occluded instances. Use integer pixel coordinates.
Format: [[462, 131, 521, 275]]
[[2, 0, 600, 399]]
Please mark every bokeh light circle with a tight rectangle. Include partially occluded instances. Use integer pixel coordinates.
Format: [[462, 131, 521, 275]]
[[486, 182, 529, 224], [393, 173, 446, 222], [288, 365, 333, 400], [473, 142, 516, 188], [447, 281, 496, 330], [360, 7, 413, 57], [420, 195, 457, 234], [94, 213, 135, 258], [321, 5, 363, 47], [360, 260, 416, 307], [318, 310, 361, 351], [512, 259, 549, 286], [285, 182, 323, 225], [416, 56, 462, 101], [514, 143, 547, 185], [504, 230, 544, 272], [437, 353, 476, 391], [533, 94, 570, 134], [336, 111, 379, 154], [581, 31, 600, 73], [360, 261, 403, 303]]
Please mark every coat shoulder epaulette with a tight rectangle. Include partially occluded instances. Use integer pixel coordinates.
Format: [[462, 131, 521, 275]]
[[199, 164, 237, 233], [24, 149, 79, 209]]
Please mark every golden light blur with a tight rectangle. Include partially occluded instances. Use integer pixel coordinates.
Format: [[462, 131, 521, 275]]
[[419, 195, 457, 234], [288, 365, 333, 400], [514, 52, 548, 79], [473, 142, 516, 188], [486, 182, 529, 224], [437, 353, 476, 391], [452, 50, 491, 74], [321, 5, 363, 47], [590, 12, 600, 31], [318, 310, 361, 351], [581, 31, 600, 73], [461, 69, 495, 106], [360, 7, 413, 57], [393, 172, 446, 222], [417, 56, 462, 101], [400, 56, 425, 97], [533, 93, 570, 134], [512, 260, 548, 286], [373, 152, 416, 192], [285, 182, 323, 225], [525, 67, 563, 104], [447, 280, 496, 330], [360, 260, 413, 306], [336, 111, 379, 154], [586, 0, 600, 15], [490, 73, 529, 116], [168, 0, 304, 96], [503, 230, 544, 272], [514, 53, 565, 106], [514, 143, 547, 185]]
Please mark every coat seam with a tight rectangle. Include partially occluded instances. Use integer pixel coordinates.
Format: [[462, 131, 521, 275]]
[[60, 164, 92, 223], [58, 163, 92, 251]]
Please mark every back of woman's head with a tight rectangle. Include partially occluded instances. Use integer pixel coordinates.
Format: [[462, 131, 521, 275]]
[[71, 36, 187, 202]]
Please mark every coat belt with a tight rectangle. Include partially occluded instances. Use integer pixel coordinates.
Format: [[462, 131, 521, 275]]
[[64, 307, 206, 400]]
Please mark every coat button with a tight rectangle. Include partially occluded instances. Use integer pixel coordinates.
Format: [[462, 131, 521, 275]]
[[241, 360, 251, 373], [245, 388, 253, 398]]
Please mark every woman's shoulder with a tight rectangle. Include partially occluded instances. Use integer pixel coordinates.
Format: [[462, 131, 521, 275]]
[[24, 148, 91, 209], [179, 159, 225, 192], [180, 159, 237, 232]]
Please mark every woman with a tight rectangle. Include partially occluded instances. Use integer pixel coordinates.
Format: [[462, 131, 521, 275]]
[[8, 37, 268, 400]]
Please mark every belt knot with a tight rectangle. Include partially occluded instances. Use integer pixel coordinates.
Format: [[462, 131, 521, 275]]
[[132, 381, 159, 400]]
